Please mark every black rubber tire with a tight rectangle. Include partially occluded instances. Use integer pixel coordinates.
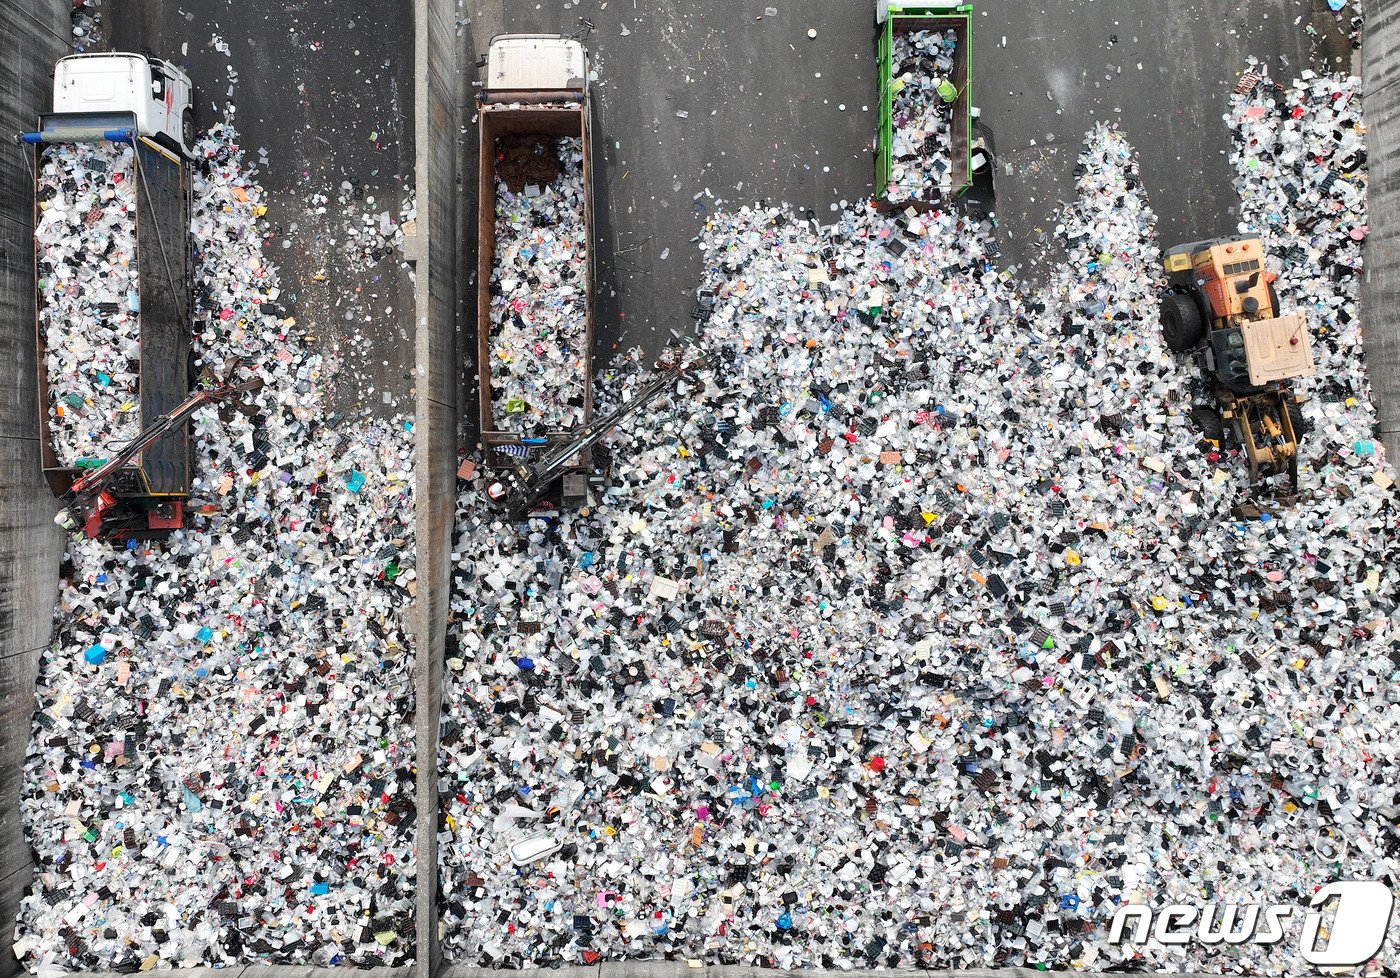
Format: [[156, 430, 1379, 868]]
[[1287, 399, 1309, 437], [181, 108, 196, 153], [1223, 416, 1241, 449], [1268, 281, 1281, 319], [1161, 293, 1205, 353], [1190, 405, 1224, 444]]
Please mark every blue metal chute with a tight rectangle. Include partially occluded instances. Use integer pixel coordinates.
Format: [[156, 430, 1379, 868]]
[[30, 111, 139, 145]]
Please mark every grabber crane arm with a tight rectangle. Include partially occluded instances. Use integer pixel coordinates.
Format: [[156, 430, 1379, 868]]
[[487, 347, 708, 519], [56, 368, 265, 537]]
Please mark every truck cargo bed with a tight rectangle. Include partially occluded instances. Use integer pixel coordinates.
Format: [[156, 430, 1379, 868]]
[[475, 100, 595, 470], [876, 3, 973, 206], [31, 113, 192, 500]]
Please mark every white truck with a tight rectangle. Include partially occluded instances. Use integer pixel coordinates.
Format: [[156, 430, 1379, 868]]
[[483, 34, 589, 96], [51, 52, 197, 159], [475, 35, 597, 510], [23, 53, 197, 537]]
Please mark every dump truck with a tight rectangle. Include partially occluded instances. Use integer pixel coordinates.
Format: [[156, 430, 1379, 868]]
[[23, 53, 196, 538], [875, 1, 977, 206], [475, 34, 596, 509], [1160, 236, 1315, 501]]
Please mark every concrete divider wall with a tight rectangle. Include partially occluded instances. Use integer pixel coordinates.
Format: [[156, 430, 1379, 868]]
[[411, 0, 464, 972], [0, 2, 70, 976], [1363, 0, 1400, 446]]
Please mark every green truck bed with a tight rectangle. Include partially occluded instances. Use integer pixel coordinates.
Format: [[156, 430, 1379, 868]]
[[876, 2, 974, 204]]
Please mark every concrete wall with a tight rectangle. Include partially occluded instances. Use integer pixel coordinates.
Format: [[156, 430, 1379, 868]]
[[0, 2, 69, 976], [411, 0, 464, 972], [1364, 0, 1400, 445]]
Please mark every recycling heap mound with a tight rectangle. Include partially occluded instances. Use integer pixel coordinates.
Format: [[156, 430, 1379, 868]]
[[37, 142, 141, 466], [440, 69, 1396, 973], [487, 136, 589, 434], [16, 119, 419, 971]]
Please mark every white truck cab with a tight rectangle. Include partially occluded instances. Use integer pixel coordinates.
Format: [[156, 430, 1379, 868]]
[[485, 34, 588, 95], [53, 53, 196, 158]]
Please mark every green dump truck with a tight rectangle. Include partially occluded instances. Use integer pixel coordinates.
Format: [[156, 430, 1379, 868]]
[[876, 1, 977, 205]]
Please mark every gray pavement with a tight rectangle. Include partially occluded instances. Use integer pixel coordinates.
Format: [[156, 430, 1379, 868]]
[[1362, 0, 1400, 442], [462, 0, 886, 365], [0, 4, 76, 972], [107, 0, 418, 418], [980, 0, 1353, 272]]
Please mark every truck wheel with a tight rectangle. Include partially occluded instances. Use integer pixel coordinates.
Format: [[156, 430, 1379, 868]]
[[1268, 281, 1280, 318], [182, 108, 196, 153], [1161, 293, 1204, 353]]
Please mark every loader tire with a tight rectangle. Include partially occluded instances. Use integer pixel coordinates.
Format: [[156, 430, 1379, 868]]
[[1287, 399, 1309, 437], [1268, 281, 1281, 319], [1161, 293, 1204, 353], [1190, 405, 1225, 445]]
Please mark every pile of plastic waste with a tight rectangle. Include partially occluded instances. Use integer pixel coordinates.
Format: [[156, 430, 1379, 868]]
[[487, 136, 590, 434], [16, 118, 419, 971], [439, 70, 1395, 973], [37, 142, 141, 466], [887, 28, 960, 203]]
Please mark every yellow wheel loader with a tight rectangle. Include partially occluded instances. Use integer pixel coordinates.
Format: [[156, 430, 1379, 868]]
[[1159, 237, 1315, 508]]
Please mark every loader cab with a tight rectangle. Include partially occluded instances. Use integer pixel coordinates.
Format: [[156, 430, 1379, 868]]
[[1161, 236, 1316, 395], [1191, 238, 1274, 324], [53, 53, 196, 159]]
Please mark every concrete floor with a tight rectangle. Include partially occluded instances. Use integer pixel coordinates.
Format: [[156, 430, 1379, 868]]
[[980, 0, 1353, 272], [462, 0, 1354, 364], [0, 5, 80, 972], [1362, 0, 1400, 442], [107, 0, 418, 418]]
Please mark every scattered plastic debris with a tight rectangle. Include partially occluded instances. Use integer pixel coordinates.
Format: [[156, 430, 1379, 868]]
[[17, 117, 418, 971], [70, 0, 103, 51]]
